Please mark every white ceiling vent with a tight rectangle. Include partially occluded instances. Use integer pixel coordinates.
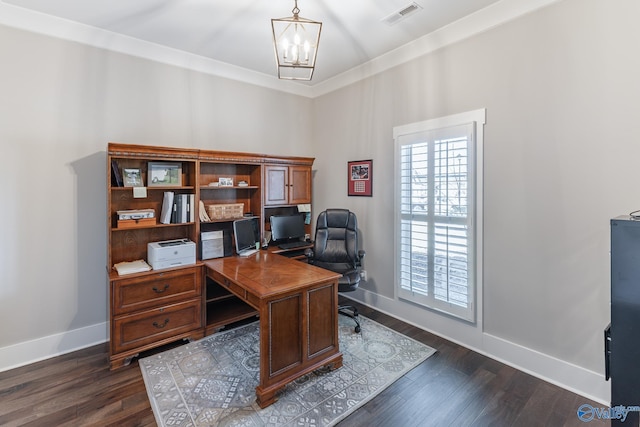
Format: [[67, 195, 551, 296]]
[[381, 2, 423, 26]]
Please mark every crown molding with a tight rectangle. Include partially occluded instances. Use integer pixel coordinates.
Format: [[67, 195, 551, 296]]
[[309, 0, 561, 97], [0, 2, 315, 98], [0, 0, 561, 99]]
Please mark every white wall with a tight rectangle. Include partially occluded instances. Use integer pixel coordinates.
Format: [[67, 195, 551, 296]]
[[311, 0, 640, 404], [0, 24, 312, 369]]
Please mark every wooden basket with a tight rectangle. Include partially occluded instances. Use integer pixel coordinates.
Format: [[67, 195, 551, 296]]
[[207, 203, 244, 220]]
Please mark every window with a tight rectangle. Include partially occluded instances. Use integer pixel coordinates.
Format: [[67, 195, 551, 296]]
[[394, 109, 485, 322]]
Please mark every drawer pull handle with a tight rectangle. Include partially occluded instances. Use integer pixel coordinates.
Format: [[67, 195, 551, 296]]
[[153, 318, 170, 329], [152, 284, 170, 293]]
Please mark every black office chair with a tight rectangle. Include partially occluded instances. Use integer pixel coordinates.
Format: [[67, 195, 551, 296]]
[[306, 209, 365, 333]]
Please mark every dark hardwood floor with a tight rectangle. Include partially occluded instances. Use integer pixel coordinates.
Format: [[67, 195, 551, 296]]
[[0, 299, 608, 426]]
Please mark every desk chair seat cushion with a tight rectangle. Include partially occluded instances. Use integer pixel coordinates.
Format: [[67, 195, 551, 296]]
[[311, 261, 359, 291], [305, 256, 361, 290]]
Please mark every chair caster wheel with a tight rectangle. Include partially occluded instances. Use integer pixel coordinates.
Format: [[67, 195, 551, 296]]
[[355, 325, 361, 333]]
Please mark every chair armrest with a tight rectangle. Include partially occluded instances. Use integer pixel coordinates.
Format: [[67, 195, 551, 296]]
[[304, 248, 314, 259]]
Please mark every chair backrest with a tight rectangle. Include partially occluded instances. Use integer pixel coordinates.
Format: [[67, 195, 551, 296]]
[[312, 209, 359, 274]]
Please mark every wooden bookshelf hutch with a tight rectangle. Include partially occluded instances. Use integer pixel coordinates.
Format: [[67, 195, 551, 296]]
[[107, 143, 313, 369]]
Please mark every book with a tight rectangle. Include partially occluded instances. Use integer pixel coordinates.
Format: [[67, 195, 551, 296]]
[[175, 194, 181, 223], [185, 196, 190, 223], [160, 191, 174, 224], [171, 200, 177, 223], [111, 159, 123, 187], [180, 194, 188, 223], [113, 259, 151, 275], [175, 194, 186, 223], [189, 194, 195, 222]]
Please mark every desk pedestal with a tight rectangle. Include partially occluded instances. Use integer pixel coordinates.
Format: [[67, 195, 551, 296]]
[[205, 252, 343, 408]]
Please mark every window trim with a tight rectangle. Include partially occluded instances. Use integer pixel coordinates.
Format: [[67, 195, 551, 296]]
[[393, 109, 485, 323]]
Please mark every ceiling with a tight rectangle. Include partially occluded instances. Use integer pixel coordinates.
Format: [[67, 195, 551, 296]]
[[3, 0, 506, 86]]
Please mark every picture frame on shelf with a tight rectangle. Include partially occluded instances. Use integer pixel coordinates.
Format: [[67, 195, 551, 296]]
[[219, 177, 234, 187], [123, 168, 143, 187], [148, 162, 182, 187], [348, 159, 373, 196]]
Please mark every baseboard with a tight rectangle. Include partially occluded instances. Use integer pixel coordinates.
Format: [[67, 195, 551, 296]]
[[0, 322, 108, 372], [343, 289, 610, 406], [482, 332, 609, 406]]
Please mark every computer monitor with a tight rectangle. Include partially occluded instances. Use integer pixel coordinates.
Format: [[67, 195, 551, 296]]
[[233, 217, 259, 255], [270, 214, 306, 243]]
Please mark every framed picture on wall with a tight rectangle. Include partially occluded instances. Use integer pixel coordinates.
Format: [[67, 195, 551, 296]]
[[348, 159, 372, 196]]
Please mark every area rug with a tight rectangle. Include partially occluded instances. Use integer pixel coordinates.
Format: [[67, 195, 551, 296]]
[[139, 314, 436, 427]]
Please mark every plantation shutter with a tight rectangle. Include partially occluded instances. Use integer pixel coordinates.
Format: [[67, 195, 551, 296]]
[[396, 123, 475, 321]]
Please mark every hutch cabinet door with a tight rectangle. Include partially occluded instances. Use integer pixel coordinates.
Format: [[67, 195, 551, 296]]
[[264, 165, 288, 205], [288, 165, 311, 205]]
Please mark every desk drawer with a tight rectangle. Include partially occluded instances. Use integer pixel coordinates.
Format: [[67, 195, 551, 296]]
[[223, 280, 260, 310], [207, 268, 269, 309], [209, 271, 248, 301], [113, 268, 200, 315], [112, 299, 202, 353]]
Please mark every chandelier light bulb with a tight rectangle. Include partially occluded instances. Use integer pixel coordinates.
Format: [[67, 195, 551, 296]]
[[304, 40, 310, 61]]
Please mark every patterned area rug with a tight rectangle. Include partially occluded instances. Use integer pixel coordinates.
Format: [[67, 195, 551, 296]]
[[139, 315, 436, 427]]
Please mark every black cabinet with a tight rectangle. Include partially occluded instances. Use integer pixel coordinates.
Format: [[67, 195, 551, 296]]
[[609, 216, 640, 426]]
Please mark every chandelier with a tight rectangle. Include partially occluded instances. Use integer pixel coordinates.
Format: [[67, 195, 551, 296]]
[[271, 0, 322, 81]]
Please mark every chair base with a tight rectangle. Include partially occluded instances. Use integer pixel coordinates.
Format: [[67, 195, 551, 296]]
[[338, 304, 361, 333]]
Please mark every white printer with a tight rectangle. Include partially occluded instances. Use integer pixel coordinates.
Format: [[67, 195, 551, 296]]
[[147, 238, 196, 270]]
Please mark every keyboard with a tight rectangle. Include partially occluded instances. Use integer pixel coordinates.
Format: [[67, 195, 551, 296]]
[[278, 241, 310, 250], [238, 248, 258, 257]]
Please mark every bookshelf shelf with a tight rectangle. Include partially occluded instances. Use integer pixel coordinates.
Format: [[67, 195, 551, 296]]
[[200, 218, 244, 224], [111, 186, 196, 191], [200, 186, 259, 190], [110, 222, 194, 232]]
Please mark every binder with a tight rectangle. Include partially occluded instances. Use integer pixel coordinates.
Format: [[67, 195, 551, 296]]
[[160, 191, 174, 224]]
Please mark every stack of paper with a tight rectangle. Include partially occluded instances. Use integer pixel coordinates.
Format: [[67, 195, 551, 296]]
[[113, 259, 152, 275]]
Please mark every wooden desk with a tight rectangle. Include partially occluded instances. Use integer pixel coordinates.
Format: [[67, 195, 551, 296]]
[[204, 252, 343, 408]]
